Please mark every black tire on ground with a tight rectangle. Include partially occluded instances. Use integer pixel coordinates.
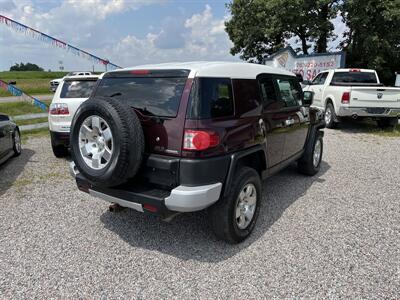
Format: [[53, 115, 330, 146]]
[[325, 102, 338, 129], [12, 129, 21, 157], [209, 167, 262, 244], [377, 117, 398, 130], [51, 142, 69, 158], [70, 96, 144, 187], [298, 131, 323, 176]]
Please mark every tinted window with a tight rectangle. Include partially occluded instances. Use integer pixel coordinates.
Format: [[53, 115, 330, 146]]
[[188, 78, 234, 119], [259, 77, 282, 110], [233, 79, 262, 117], [276, 78, 302, 107], [60, 80, 97, 98], [0, 114, 10, 121], [95, 77, 186, 117], [331, 72, 378, 84]]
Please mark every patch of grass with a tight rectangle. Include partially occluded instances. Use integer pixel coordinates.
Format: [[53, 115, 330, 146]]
[[21, 128, 50, 142], [15, 117, 48, 126], [0, 101, 48, 116], [369, 126, 400, 137], [0, 71, 67, 97]]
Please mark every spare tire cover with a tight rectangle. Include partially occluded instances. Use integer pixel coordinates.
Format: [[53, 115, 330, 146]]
[[70, 96, 144, 187]]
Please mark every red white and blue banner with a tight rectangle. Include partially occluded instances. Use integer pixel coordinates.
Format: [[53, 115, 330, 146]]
[[0, 79, 48, 111], [0, 14, 121, 70]]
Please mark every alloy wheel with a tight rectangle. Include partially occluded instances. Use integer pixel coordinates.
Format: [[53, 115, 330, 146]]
[[78, 115, 114, 170], [235, 183, 257, 229]]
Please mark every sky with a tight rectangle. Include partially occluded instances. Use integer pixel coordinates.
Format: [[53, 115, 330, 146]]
[[0, 0, 346, 72]]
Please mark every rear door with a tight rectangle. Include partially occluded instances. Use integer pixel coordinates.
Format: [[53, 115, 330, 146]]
[[274, 76, 309, 160], [258, 75, 286, 167], [94, 70, 191, 156]]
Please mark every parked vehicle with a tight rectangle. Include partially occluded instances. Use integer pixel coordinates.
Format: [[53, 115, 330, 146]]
[[0, 113, 21, 165], [48, 75, 99, 157], [68, 62, 325, 243], [50, 71, 93, 92], [303, 69, 400, 129]]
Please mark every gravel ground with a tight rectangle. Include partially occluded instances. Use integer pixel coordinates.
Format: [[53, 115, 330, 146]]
[[0, 129, 399, 298]]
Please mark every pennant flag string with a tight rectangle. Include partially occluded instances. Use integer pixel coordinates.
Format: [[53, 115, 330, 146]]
[[0, 14, 121, 70], [0, 79, 49, 112]]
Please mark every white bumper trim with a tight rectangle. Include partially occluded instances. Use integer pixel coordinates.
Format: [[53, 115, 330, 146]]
[[165, 183, 222, 212]]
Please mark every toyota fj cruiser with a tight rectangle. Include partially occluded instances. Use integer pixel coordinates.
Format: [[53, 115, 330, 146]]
[[69, 62, 325, 243]]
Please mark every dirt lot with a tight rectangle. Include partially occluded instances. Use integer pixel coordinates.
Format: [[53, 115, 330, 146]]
[[0, 129, 399, 298]]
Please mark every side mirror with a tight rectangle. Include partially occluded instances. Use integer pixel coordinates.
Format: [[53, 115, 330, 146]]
[[302, 80, 312, 86], [303, 91, 314, 107]]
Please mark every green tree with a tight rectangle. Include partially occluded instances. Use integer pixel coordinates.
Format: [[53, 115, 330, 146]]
[[10, 62, 44, 71], [225, 0, 338, 62], [340, 0, 400, 85]]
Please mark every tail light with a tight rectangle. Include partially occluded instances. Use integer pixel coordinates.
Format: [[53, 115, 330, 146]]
[[183, 130, 220, 151], [341, 92, 350, 104], [49, 103, 69, 115], [350, 69, 361, 72]]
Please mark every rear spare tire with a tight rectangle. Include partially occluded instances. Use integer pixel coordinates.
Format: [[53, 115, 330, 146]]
[[70, 97, 144, 187]]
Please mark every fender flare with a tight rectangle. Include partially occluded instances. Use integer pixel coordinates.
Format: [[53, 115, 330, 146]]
[[222, 144, 266, 198]]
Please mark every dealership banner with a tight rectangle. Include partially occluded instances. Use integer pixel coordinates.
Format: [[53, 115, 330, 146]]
[[0, 79, 48, 111], [264, 46, 345, 80], [0, 14, 121, 70]]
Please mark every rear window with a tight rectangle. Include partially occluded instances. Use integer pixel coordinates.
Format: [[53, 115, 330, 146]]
[[331, 72, 377, 84], [95, 77, 186, 117], [60, 80, 97, 98], [187, 78, 234, 119]]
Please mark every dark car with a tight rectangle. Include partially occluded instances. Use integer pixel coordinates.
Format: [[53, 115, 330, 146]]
[[0, 113, 21, 165], [69, 62, 325, 243]]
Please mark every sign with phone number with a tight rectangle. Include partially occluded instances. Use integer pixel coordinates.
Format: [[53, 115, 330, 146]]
[[264, 47, 345, 81]]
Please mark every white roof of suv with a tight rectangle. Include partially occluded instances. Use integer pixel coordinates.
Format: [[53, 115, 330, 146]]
[[106, 61, 294, 79], [63, 74, 100, 81]]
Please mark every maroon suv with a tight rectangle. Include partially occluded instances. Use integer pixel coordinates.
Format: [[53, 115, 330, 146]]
[[69, 62, 325, 243]]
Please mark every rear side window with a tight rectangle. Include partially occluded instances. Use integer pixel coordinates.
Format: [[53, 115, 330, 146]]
[[95, 77, 186, 117], [275, 77, 302, 107], [187, 78, 234, 119], [232, 79, 262, 117], [60, 80, 97, 98], [331, 72, 378, 84], [312, 72, 328, 85]]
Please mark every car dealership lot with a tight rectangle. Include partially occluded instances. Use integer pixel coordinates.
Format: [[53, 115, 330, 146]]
[[0, 129, 399, 298]]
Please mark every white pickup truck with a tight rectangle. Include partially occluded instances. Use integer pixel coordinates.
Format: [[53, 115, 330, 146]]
[[303, 69, 400, 129]]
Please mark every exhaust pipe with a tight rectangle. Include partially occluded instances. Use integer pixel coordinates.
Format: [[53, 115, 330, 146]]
[[352, 114, 358, 119]]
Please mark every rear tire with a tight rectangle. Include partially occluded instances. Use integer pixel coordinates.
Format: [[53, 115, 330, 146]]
[[12, 129, 22, 157], [324, 102, 337, 128], [51, 142, 68, 158], [209, 167, 261, 243], [377, 117, 398, 130], [298, 132, 323, 176]]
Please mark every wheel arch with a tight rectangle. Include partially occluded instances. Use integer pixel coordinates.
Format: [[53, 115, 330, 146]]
[[223, 145, 266, 198], [324, 96, 338, 114]]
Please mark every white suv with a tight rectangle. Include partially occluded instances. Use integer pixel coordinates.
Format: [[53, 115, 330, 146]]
[[49, 75, 99, 157], [50, 72, 93, 92]]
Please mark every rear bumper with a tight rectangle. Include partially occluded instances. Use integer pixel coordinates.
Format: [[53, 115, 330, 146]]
[[338, 106, 400, 118], [50, 131, 70, 146], [70, 162, 222, 214]]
